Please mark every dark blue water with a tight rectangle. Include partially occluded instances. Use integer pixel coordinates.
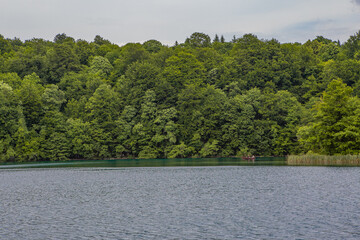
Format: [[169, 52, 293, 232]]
[[1, 166, 359, 239]]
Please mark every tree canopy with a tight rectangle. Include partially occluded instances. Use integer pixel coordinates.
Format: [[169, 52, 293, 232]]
[[1, 31, 360, 162]]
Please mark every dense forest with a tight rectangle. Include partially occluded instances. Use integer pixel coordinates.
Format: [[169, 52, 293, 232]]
[[1, 31, 360, 162]]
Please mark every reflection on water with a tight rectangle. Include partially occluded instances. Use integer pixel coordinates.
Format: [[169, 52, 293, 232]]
[[0, 157, 286, 169]]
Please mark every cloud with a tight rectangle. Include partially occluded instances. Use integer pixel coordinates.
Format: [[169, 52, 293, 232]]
[[0, 0, 359, 45], [272, 12, 360, 44]]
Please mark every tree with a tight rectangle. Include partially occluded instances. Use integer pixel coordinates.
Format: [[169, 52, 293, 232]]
[[321, 59, 360, 87], [66, 118, 94, 159], [143, 39, 163, 53], [177, 84, 206, 143], [0, 81, 25, 140], [0, 73, 22, 89], [86, 84, 120, 127], [114, 105, 138, 158], [15, 73, 44, 128], [4, 44, 48, 79], [221, 88, 265, 156], [261, 90, 304, 155], [151, 107, 178, 156], [342, 30, 360, 59], [75, 39, 96, 65], [112, 43, 149, 75], [0, 81, 29, 162], [93, 35, 111, 45], [298, 79, 358, 154], [319, 42, 340, 61], [90, 56, 113, 77], [220, 35, 225, 43], [5, 31, 360, 162], [13, 127, 41, 162], [185, 32, 211, 48], [59, 71, 104, 101], [167, 142, 194, 158], [38, 88, 70, 161], [194, 47, 224, 72], [39, 129, 70, 161], [0, 34, 12, 54], [42, 85, 66, 111], [116, 61, 160, 106], [314, 36, 333, 45], [199, 140, 220, 157], [54, 33, 75, 44], [162, 51, 205, 90], [46, 43, 82, 84]]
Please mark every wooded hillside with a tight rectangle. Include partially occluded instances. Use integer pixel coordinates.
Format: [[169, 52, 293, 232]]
[[1, 32, 360, 161]]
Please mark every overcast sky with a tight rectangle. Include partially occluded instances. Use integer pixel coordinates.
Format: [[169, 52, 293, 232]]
[[1, 0, 360, 45]]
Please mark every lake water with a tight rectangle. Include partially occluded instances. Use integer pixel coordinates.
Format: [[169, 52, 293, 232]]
[[1, 160, 360, 239], [0, 157, 286, 168]]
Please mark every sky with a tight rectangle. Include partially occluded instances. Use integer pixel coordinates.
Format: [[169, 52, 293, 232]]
[[1, 0, 360, 46]]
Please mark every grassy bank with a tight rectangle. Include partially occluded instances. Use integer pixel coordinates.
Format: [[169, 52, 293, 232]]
[[287, 155, 360, 166]]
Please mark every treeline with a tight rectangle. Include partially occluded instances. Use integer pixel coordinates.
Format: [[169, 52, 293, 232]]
[[1, 31, 360, 162]]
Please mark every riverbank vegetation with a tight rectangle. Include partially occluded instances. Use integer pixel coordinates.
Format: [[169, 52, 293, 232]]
[[1, 31, 360, 162], [287, 155, 360, 166]]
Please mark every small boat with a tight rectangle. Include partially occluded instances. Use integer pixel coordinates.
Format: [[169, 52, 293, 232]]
[[242, 155, 256, 161]]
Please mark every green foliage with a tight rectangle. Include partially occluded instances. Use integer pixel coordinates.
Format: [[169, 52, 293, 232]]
[[1, 31, 360, 161], [46, 43, 82, 83], [54, 33, 75, 44], [162, 51, 205, 89], [343, 31, 360, 59], [0, 81, 25, 138], [143, 40, 163, 53], [75, 39, 96, 65], [0, 35, 12, 54], [319, 42, 340, 61], [93, 35, 111, 46], [116, 61, 161, 106], [167, 142, 194, 158], [42, 85, 66, 111], [261, 90, 304, 155], [0, 72, 22, 89], [66, 118, 91, 158], [59, 71, 104, 101], [14, 128, 41, 162], [199, 140, 220, 157], [38, 110, 70, 161], [86, 84, 120, 126], [90, 56, 113, 77], [298, 79, 360, 154], [15, 73, 44, 128], [112, 43, 149, 76], [185, 32, 211, 48], [3, 47, 46, 78], [138, 146, 158, 159]]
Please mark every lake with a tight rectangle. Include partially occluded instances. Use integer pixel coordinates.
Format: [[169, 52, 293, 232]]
[[0, 159, 359, 239], [0, 157, 286, 168]]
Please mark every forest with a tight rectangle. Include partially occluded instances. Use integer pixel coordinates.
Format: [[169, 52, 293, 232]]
[[1, 31, 360, 162]]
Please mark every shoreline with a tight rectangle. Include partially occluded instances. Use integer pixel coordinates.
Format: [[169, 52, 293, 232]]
[[287, 155, 360, 166], [1, 155, 360, 167]]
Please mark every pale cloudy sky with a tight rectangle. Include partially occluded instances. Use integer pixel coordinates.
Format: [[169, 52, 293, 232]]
[[1, 0, 360, 45]]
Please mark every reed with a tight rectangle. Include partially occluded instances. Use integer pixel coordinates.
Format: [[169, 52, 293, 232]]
[[287, 155, 360, 166]]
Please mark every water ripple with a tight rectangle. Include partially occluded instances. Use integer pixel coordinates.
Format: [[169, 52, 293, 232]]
[[1, 166, 360, 239]]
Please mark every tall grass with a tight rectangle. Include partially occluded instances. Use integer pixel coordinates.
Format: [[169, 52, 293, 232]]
[[287, 155, 360, 166]]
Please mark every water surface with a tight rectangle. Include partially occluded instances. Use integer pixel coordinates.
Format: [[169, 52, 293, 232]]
[[1, 165, 359, 239], [0, 157, 285, 169]]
